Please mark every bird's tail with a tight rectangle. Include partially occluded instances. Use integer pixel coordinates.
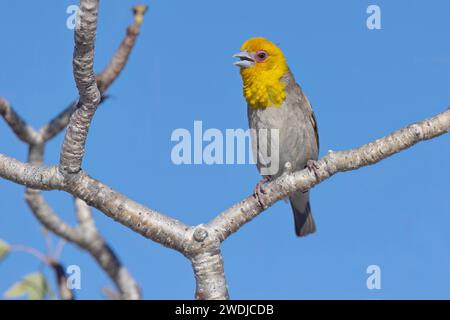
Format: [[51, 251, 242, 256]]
[[290, 192, 316, 237]]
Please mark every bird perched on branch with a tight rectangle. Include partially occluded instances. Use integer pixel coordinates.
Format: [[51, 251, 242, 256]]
[[234, 37, 319, 237]]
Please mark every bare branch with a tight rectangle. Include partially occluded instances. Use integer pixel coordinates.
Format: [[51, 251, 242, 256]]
[[0, 154, 63, 189], [39, 101, 78, 143], [42, 228, 54, 257], [0, 151, 190, 249], [74, 197, 94, 226], [25, 189, 82, 243], [25, 144, 82, 242], [191, 248, 229, 300], [59, 0, 101, 174], [40, 5, 148, 142], [0, 98, 38, 144], [0, 3, 149, 299], [80, 231, 141, 300], [73, 198, 141, 299], [96, 5, 148, 93], [25, 185, 142, 299], [67, 172, 190, 252], [208, 108, 450, 241], [1, 107, 449, 299], [102, 287, 120, 300], [1, 108, 449, 254], [53, 238, 66, 261], [10, 244, 51, 265], [49, 261, 75, 300], [1, 0, 449, 300], [25, 144, 141, 299]]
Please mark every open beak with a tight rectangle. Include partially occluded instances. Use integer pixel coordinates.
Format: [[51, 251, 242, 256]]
[[233, 51, 255, 68]]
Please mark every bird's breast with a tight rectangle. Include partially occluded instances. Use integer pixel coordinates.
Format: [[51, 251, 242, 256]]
[[247, 100, 317, 178]]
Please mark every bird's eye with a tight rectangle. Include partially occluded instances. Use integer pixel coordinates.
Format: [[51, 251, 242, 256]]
[[255, 51, 268, 62]]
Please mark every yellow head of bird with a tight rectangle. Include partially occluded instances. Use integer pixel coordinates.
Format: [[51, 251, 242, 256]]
[[234, 37, 289, 109]]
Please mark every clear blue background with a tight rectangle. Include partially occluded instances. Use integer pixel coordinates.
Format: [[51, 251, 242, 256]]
[[1, 0, 449, 299]]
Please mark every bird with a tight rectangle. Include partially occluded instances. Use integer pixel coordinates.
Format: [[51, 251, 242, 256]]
[[234, 37, 319, 237]]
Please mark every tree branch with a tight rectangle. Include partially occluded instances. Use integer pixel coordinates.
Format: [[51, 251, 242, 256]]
[[25, 189, 82, 243], [96, 5, 148, 93], [0, 154, 63, 189], [0, 98, 38, 144], [189, 238, 229, 300], [66, 171, 190, 252], [25, 143, 83, 243], [59, 0, 101, 174], [1, 0, 449, 300], [39, 101, 79, 143], [0, 2, 147, 299], [2, 108, 448, 299], [73, 198, 141, 299], [49, 261, 75, 300], [40, 5, 148, 142], [0, 151, 190, 251], [25, 144, 141, 299], [208, 108, 450, 241]]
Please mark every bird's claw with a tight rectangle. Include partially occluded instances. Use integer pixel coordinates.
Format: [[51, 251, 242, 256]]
[[254, 177, 269, 209], [306, 160, 321, 178]]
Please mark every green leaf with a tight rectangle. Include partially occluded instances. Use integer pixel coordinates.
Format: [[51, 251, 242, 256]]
[[4, 272, 48, 300], [0, 239, 10, 261]]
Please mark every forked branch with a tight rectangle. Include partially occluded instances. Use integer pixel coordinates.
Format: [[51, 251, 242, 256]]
[[1, 0, 449, 300]]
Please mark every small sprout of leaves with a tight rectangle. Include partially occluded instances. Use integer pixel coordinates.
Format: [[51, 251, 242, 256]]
[[4, 272, 49, 300], [0, 239, 10, 261]]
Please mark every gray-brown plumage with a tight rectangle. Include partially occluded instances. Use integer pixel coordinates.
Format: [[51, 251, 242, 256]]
[[234, 37, 319, 237], [247, 70, 319, 237]]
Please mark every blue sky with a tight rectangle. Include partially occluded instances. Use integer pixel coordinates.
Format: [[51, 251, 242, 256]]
[[1, 0, 450, 299]]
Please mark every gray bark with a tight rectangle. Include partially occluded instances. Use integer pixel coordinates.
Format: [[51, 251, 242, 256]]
[[0, 2, 147, 300], [1, 0, 449, 300]]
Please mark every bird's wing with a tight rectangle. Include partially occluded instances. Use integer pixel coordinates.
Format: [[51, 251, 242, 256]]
[[309, 106, 319, 150], [282, 69, 320, 150]]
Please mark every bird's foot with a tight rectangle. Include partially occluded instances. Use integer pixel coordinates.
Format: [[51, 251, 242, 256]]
[[306, 160, 321, 178], [303, 160, 321, 194], [254, 177, 270, 209]]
